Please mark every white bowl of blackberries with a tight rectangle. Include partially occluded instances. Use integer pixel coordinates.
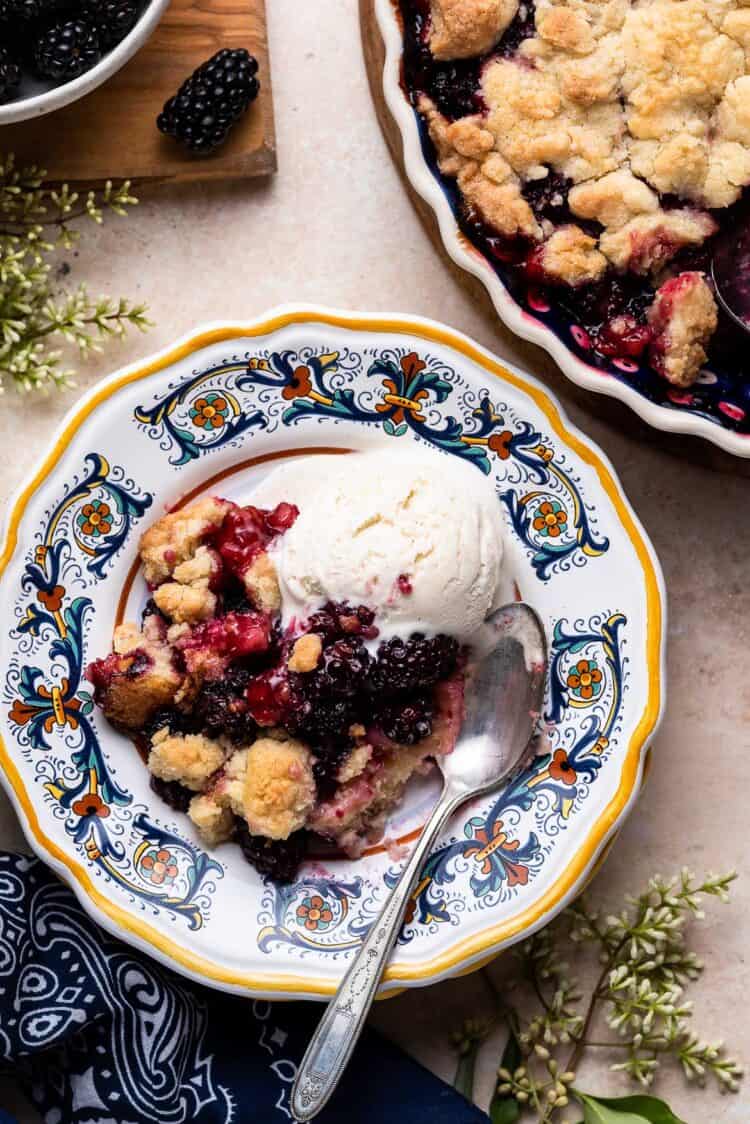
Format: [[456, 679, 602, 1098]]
[[0, 0, 171, 124]]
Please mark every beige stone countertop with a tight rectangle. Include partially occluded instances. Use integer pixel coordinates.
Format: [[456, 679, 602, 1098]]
[[0, 2, 748, 1120]]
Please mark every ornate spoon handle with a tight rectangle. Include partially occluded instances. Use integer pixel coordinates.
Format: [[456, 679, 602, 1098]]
[[290, 784, 463, 1121]]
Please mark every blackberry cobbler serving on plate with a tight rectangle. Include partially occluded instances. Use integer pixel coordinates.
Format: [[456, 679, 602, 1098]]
[[87, 449, 515, 882], [400, 0, 750, 398]]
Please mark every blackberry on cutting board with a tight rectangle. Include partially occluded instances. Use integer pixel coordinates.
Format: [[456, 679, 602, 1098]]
[[34, 18, 102, 82], [0, 48, 20, 104], [157, 48, 260, 154]]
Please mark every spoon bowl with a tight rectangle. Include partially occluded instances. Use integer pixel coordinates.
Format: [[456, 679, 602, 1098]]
[[711, 214, 750, 335], [291, 602, 548, 1121]]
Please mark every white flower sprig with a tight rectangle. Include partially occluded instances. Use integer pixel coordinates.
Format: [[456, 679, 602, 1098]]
[[0, 154, 150, 392], [451, 869, 742, 1123]]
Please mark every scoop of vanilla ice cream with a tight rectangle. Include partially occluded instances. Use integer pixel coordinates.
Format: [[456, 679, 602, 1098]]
[[250, 447, 512, 643]]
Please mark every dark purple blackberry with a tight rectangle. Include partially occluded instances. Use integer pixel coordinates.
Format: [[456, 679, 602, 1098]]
[[193, 668, 256, 744], [374, 693, 434, 745], [142, 705, 198, 743], [312, 744, 353, 801], [34, 18, 101, 82], [149, 774, 192, 814], [428, 59, 484, 120], [141, 597, 169, 625], [309, 638, 371, 698], [82, 0, 140, 47], [560, 274, 653, 330], [522, 173, 573, 225], [235, 818, 306, 883], [220, 575, 254, 615], [157, 47, 259, 154], [286, 693, 358, 747], [370, 633, 459, 696], [0, 47, 20, 104], [498, 0, 537, 55], [306, 601, 377, 645], [0, 0, 64, 20]]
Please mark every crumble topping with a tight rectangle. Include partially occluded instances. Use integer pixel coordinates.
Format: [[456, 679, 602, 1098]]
[[88, 495, 469, 881], [532, 224, 608, 285], [287, 633, 323, 673], [148, 728, 227, 791], [188, 794, 235, 846], [647, 271, 718, 385], [140, 496, 228, 586], [429, 0, 520, 59]]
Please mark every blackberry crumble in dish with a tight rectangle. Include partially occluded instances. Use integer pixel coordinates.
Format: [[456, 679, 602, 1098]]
[[400, 0, 750, 389], [87, 450, 515, 882]]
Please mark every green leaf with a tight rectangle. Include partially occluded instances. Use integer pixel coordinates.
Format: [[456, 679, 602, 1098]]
[[488, 1027, 521, 1124], [575, 1091, 688, 1124], [490, 1097, 520, 1124]]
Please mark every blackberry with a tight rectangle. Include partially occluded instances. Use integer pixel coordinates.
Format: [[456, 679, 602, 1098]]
[[157, 47, 260, 154], [306, 601, 377, 645], [286, 693, 357, 747], [220, 576, 254, 616], [82, 0, 139, 47], [149, 774, 192, 814], [370, 633, 459, 696], [312, 744, 352, 801], [310, 638, 371, 698], [193, 667, 256, 744], [142, 705, 197, 743], [498, 0, 538, 55], [141, 597, 169, 625], [235, 818, 306, 883], [0, 0, 63, 21], [0, 48, 20, 104], [34, 18, 101, 82], [522, 173, 573, 225], [428, 59, 483, 119], [374, 693, 434, 745]]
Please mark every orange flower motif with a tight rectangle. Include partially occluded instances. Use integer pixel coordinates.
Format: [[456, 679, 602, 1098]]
[[296, 893, 334, 931], [566, 659, 603, 701], [72, 792, 111, 818], [38, 584, 65, 612], [488, 430, 514, 459], [532, 499, 568, 539], [190, 393, 229, 430], [78, 500, 112, 538], [282, 365, 313, 401], [375, 377, 429, 423], [140, 847, 179, 886], [549, 749, 577, 786]]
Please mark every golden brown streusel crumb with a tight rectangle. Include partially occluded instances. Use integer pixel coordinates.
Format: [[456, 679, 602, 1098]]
[[538, 225, 608, 285], [140, 497, 228, 586], [647, 272, 718, 387], [429, 0, 519, 60], [98, 620, 182, 729], [188, 794, 235, 846], [287, 633, 323, 673], [243, 551, 282, 614], [148, 730, 227, 791], [240, 736, 316, 840]]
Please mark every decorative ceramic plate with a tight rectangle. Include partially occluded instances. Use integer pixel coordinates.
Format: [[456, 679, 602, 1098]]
[[375, 0, 750, 458], [0, 307, 665, 1000]]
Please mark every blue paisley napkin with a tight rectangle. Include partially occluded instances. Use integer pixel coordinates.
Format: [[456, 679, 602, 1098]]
[[0, 853, 489, 1123]]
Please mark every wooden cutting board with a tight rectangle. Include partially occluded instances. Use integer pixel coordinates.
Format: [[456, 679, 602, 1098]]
[[1, 0, 276, 183], [359, 0, 744, 474]]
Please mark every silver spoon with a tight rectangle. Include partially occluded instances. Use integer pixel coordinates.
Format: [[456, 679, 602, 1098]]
[[290, 602, 548, 1122], [711, 214, 750, 334]]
